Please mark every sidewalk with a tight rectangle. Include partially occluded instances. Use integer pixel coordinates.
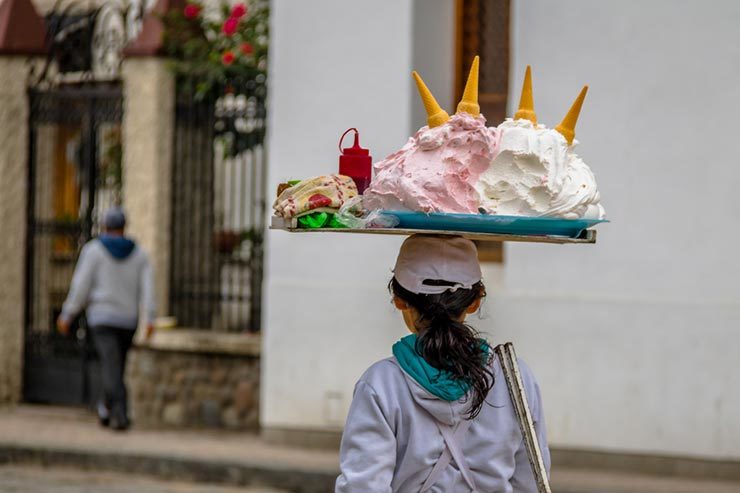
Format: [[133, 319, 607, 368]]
[[1, 405, 739, 493], [0, 464, 288, 493], [0, 406, 337, 493]]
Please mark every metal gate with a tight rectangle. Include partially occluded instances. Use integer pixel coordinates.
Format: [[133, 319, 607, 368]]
[[169, 77, 267, 333], [23, 83, 124, 406]]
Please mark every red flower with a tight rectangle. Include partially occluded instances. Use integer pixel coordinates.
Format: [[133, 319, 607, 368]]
[[230, 3, 247, 19], [222, 17, 239, 36], [183, 3, 201, 18], [222, 51, 235, 65], [239, 42, 253, 55]]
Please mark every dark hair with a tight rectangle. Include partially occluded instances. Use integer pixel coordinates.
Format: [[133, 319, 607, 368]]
[[390, 277, 493, 419]]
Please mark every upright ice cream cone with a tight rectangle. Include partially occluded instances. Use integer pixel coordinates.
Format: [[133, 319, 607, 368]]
[[456, 55, 480, 116], [413, 71, 450, 128], [555, 85, 588, 145], [514, 65, 537, 125]]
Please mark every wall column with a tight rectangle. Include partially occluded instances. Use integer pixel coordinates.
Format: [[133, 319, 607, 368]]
[[0, 57, 31, 403], [121, 58, 175, 319]]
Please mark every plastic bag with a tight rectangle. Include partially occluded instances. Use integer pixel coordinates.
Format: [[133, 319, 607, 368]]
[[296, 212, 348, 229], [334, 196, 400, 229], [297, 212, 329, 229]]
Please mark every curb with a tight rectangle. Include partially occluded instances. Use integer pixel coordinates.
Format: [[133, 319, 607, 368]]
[[0, 444, 337, 493]]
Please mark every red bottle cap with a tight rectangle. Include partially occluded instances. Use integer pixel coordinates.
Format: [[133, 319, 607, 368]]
[[339, 128, 372, 193], [340, 129, 369, 156]]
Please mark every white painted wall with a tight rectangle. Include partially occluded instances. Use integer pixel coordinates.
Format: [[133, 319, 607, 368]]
[[263, 0, 455, 431], [264, 0, 740, 461], [495, 0, 740, 459], [411, 0, 455, 136]]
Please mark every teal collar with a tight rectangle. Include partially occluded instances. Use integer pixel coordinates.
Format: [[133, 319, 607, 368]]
[[393, 334, 485, 402]]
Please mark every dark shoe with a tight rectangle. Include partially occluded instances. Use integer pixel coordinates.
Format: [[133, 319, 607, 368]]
[[97, 402, 110, 428], [109, 417, 130, 432]]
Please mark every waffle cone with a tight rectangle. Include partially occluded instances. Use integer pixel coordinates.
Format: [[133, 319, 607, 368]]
[[412, 71, 450, 128], [514, 65, 537, 125], [555, 85, 588, 145], [457, 56, 480, 116]]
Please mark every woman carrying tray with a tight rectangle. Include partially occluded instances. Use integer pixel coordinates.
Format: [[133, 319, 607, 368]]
[[335, 235, 550, 492]]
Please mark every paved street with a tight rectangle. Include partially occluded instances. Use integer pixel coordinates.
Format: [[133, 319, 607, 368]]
[[0, 465, 287, 493], [3, 464, 740, 493], [551, 468, 740, 493], [1, 406, 739, 493]]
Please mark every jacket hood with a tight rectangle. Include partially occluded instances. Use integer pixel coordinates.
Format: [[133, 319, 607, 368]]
[[393, 358, 471, 426], [99, 234, 136, 259], [392, 334, 470, 400], [391, 334, 470, 426], [391, 334, 492, 426]]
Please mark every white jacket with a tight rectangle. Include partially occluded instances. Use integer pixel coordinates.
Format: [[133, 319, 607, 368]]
[[60, 238, 156, 330], [336, 356, 550, 492]]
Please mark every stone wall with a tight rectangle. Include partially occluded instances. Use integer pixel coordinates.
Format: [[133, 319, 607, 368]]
[[127, 331, 260, 429]]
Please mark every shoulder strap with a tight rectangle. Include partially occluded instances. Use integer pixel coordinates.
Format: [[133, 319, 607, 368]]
[[420, 419, 476, 492]]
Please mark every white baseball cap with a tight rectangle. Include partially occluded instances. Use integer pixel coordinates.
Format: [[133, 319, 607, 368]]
[[393, 235, 482, 295]]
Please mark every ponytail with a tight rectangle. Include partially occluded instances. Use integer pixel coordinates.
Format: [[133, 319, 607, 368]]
[[390, 278, 493, 418]]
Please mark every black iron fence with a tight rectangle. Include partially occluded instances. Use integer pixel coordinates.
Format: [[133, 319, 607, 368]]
[[169, 77, 267, 333], [24, 82, 123, 405]]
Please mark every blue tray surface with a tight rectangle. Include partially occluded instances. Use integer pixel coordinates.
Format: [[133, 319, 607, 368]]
[[381, 211, 607, 238]]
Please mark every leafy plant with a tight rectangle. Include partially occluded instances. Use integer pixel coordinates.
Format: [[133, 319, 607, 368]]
[[161, 0, 269, 101]]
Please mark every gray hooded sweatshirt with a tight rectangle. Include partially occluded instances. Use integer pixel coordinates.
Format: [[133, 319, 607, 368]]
[[336, 356, 549, 492], [60, 236, 156, 330]]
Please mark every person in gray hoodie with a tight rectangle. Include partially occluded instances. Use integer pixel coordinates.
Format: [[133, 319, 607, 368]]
[[57, 207, 156, 431], [336, 235, 549, 492]]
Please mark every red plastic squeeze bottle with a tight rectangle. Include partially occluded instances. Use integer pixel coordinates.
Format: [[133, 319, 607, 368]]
[[338, 128, 372, 194]]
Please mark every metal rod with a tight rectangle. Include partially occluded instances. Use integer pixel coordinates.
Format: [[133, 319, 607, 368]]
[[24, 89, 38, 338], [494, 342, 552, 493]]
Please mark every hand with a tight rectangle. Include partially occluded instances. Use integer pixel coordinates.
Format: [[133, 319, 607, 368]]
[[145, 323, 155, 340], [56, 317, 71, 336]]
